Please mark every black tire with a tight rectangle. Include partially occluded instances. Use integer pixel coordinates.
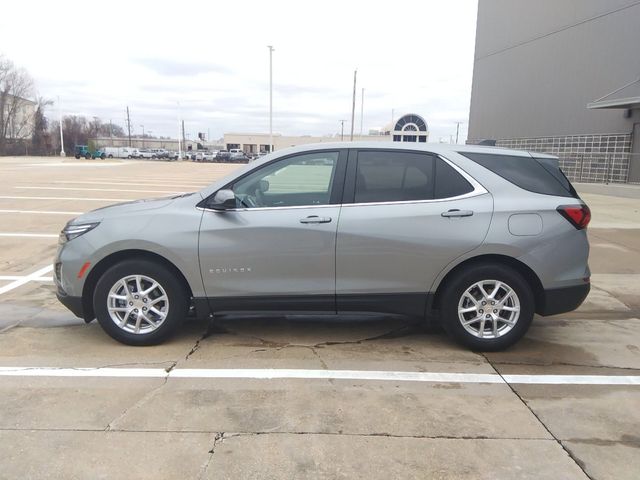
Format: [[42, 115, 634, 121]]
[[93, 259, 189, 346], [85, 154, 91, 159], [127, 155, 132, 159], [108, 154, 113, 158], [101, 154, 106, 159], [439, 263, 534, 351], [75, 154, 80, 159]]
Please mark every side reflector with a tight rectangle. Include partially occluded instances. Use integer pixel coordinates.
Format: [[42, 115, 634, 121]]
[[77, 262, 91, 279], [557, 204, 591, 230]]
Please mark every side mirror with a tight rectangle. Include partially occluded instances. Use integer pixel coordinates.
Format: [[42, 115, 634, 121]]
[[208, 189, 237, 210]]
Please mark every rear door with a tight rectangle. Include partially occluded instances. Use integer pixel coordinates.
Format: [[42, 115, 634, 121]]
[[335, 149, 493, 315]]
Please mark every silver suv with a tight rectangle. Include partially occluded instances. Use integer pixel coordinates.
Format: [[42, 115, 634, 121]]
[[55, 143, 590, 350]]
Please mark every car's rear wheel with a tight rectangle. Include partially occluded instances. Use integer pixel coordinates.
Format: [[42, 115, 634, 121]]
[[439, 263, 534, 351], [93, 259, 188, 345]]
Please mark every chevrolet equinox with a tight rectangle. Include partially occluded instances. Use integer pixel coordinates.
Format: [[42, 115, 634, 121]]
[[55, 143, 591, 350]]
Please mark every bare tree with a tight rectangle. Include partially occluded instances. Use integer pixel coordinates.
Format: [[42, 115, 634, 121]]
[[31, 97, 53, 155], [0, 55, 35, 154]]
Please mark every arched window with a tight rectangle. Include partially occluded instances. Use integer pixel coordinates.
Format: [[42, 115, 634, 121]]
[[392, 114, 429, 143]]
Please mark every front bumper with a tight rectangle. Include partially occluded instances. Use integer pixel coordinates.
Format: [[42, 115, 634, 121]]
[[57, 292, 84, 319], [537, 283, 590, 316]]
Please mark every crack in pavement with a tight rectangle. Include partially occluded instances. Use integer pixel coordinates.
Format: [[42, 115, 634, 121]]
[[197, 432, 224, 480], [0, 427, 551, 440], [489, 360, 640, 372], [103, 360, 177, 432], [480, 353, 595, 480]]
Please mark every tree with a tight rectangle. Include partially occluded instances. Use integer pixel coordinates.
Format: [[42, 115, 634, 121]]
[[0, 55, 35, 154], [31, 97, 53, 155]]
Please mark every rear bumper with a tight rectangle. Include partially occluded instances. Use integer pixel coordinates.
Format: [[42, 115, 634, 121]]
[[57, 293, 84, 319], [537, 283, 590, 316]]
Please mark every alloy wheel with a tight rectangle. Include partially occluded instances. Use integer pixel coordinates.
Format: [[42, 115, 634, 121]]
[[457, 279, 520, 339], [107, 274, 169, 334]]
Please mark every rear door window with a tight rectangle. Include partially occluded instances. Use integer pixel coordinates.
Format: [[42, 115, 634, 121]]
[[355, 151, 434, 203], [459, 152, 577, 197], [434, 159, 474, 199]]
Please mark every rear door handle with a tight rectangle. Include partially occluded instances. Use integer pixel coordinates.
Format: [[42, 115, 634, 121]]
[[441, 209, 474, 218], [300, 215, 332, 224]]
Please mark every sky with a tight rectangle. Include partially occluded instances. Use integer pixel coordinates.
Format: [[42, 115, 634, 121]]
[[0, 0, 478, 143]]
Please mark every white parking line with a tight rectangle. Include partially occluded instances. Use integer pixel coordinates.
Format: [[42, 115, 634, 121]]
[[0, 265, 54, 295], [0, 233, 58, 238], [0, 276, 52, 282], [0, 209, 82, 215], [52, 180, 207, 188], [16, 186, 182, 194], [0, 195, 129, 202], [0, 367, 638, 385]]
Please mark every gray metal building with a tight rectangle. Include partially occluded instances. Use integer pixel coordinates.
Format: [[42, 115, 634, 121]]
[[468, 0, 640, 183]]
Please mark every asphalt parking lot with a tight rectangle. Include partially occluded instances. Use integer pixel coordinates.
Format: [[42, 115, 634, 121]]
[[0, 156, 639, 479]]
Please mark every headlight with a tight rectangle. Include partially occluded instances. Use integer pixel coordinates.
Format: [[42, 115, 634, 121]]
[[59, 222, 100, 244]]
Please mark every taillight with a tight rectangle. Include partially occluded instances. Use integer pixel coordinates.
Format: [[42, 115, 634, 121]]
[[557, 204, 591, 230]]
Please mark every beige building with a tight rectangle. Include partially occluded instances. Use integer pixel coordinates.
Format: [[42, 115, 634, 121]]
[[93, 137, 202, 151], [224, 113, 430, 153], [2, 94, 36, 140]]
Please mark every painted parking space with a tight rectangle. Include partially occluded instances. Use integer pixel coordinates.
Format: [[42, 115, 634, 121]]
[[0, 156, 639, 480]]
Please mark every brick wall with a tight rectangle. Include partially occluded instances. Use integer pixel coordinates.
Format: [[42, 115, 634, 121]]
[[490, 134, 632, 183]]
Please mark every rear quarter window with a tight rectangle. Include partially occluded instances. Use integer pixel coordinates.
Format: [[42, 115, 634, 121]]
[[459, 152, 577, 197]]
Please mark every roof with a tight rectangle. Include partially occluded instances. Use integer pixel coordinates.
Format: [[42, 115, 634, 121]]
[[587, 77, 640, 110], [261, 141, 549, 158]]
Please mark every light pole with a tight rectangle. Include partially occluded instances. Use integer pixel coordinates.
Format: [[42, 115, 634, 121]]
[[340, 120, 346, 141], [177, 102, 182, 160], [58, 96, 65, 157], [267, 45, 274, 152], [140, 124, 145, 147]]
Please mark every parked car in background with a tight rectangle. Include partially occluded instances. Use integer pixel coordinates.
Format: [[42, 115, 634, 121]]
[[137, 149, 155, 159], [165, 151, 179, 161], [216, 150, 231, 162], [230, 152, 250, 163], [103, 147, 139, 159], [55, 142, 591, 349], [74, 145, 106, 160]]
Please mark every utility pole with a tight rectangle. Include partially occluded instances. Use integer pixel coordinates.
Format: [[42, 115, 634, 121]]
[[350, 69, 357, 141], [267, 45, 274, 153], [177, 102, 182, 159], [455, 122, 462, 144], [58, 96, 65, 156], [109, 120, 113, 146], [181, 120, 186, 151], [340, 120, 346, 141], [140, 124, 145, 147], [359, 87, 364, 137], [125, 106, 132, 147]]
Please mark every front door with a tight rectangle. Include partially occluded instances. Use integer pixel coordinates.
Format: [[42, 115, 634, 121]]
[[335, 149, 493, 316], [199, 150, 346, 313]]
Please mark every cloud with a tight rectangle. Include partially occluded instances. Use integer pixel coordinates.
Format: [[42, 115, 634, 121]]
[[134, 58, 232, 77]]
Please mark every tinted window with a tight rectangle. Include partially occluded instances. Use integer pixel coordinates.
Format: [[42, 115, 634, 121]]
[[232, 151, 338, 208], [355, 151, 434, 203], [460, 152, 576, 197], [434, 159, 474, 198]]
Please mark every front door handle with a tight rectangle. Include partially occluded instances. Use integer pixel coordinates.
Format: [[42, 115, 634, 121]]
[[441, 209, 474, 218], [300, 215, 332, 224]]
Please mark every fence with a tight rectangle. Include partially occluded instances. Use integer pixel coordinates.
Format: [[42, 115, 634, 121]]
[[555, 152, 638, 184]]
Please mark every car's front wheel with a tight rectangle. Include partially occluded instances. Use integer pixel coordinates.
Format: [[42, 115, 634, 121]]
[[93, 259, 188, 345], [439, 263, 534, 351]]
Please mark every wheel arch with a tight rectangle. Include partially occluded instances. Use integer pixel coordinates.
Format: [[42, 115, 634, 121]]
[[431, 254, 545, 313], [81, 249, 194, 322]]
